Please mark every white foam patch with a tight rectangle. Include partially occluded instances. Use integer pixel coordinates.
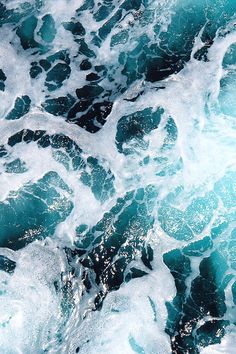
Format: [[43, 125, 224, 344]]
[[60, 250, 174, 354], [0, 240, 68, 354]]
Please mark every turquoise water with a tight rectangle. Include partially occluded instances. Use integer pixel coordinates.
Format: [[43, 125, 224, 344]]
[[0, 0, 236, 353]]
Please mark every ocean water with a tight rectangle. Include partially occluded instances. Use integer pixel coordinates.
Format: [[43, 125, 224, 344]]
[[0, 0, 236, 353]]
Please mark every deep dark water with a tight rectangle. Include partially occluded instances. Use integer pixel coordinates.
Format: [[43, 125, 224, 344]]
[[0, 0, 236, 353]]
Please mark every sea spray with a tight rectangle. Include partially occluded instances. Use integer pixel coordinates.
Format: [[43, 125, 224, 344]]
[[0, 0, 236, 353]]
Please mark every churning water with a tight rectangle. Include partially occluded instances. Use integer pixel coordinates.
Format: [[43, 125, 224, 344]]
[[0, 0, 236, 353]]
